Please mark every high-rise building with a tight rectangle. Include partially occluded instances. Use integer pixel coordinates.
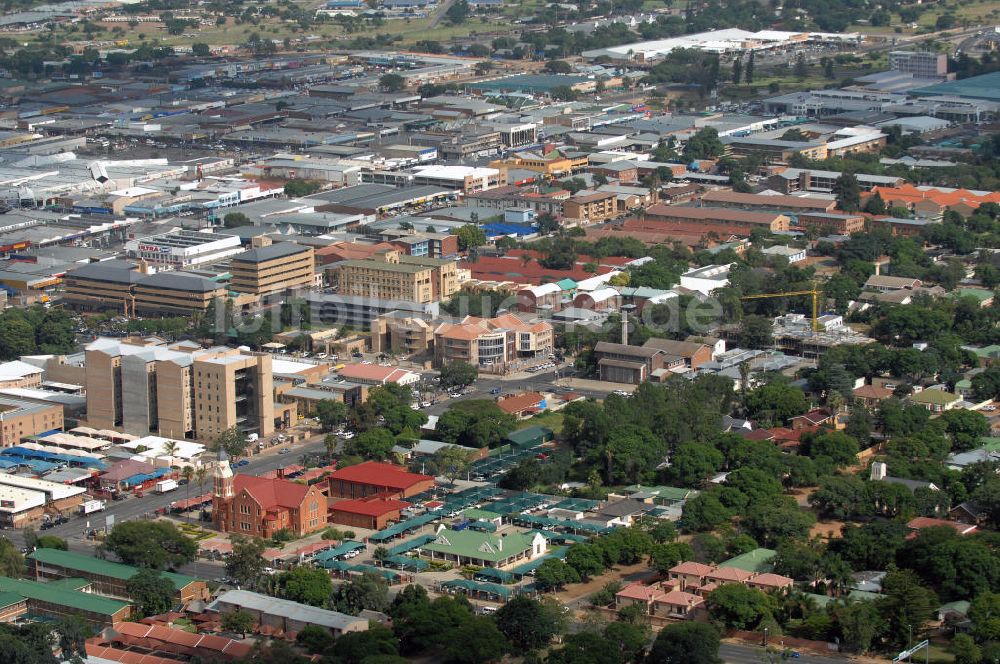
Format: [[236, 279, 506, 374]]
[[83, 337, 292, 440], [229, 240, 315, 296], [889, 51, 948, 78]]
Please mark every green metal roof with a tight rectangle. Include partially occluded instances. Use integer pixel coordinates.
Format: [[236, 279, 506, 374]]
[[912, 71, 1000, 101], [505, 426, 553, 447], [422, 528, 541, 563], [0, 591, 25, 608], [718, 548, 776, 573], [461, 508, 501, 521], [28, 548, 199, 592], [950, 288, 995, 302], [910, 388, 960, 405], [0, 576, 128, 616]]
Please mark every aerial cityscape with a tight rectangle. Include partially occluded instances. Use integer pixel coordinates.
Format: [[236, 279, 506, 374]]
[[0, 0, 997, 662]]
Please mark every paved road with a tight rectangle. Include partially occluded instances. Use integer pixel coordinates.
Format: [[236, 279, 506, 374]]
[[719, 643, 850, 664]]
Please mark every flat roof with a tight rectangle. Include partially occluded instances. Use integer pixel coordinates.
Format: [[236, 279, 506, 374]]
[[0, 474, 87, 500], [232, 242, 310, 264], [912, 71, 1000, 101]]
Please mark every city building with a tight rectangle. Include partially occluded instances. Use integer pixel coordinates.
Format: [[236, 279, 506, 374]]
[[767, 168, 903, 194], [410, 165, 504, 193], [699, 190, 837, 214], [0, 361, 43, 389], [336, 249, 459, 304], [797, 211, 866, 234], [433, 313, 554, 369], [889, 51, 948, 78], [82, 337, 291, 440], [27, 549, 207, 603], [0, 395, 63, 448], [63, 260, 227, 316], [124, 230, 245, 269], [370, 313, 435, 356], [208, 589, 368, 637], [563, 191, 618, 224], [212, 451, 328, 537], [327, 461, 435, 500], [229, 240, 315, 296], [0, 474, 86, 518], [335, 364, 420, 386]]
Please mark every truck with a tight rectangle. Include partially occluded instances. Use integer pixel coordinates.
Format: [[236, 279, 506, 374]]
[[154, 479, 178, 494], [80, 499, 106, 515]]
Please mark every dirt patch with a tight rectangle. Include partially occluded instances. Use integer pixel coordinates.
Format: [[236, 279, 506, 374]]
[[810, 519, 845, 540], [553, 561, 656, 607]]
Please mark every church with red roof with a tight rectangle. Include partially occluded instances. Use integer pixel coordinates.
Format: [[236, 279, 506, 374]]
[[212, 450, 328, 538]]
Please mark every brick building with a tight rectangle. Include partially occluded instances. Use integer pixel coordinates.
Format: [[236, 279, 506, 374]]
[[329, 496, 411, 530], [327, 461, 435, 500], [212, 451, 328, 538], [643, 205, 790, 237]]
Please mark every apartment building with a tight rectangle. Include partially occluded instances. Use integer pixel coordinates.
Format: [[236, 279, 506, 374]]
[[63, 260, 227, 316], [83, 337, 290, 440], [797, 211, 866, 235], [723, 137, 828, 163], [699, 190, 837, 215], [229, 240, 315, 296], [370, 313, 435, 355], [336, 249, 458, 304], [767, 168, 904, 194], [563, 191, 618, 224], [0, 396, 63, 448], [433, 313, 553, 368]]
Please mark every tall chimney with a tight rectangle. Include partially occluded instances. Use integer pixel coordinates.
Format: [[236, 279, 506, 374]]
[[621, 311, 628, 346]]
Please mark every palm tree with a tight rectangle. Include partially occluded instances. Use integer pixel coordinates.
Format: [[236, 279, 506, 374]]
[[162, 440, 178, 468], [373, 546, 389, 566], [195, 465, 208, 501]]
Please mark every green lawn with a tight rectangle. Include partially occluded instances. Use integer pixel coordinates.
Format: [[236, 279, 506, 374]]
[[528, 410, 565, 434]]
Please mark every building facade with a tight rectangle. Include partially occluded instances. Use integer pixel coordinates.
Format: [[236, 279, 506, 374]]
[[433, 313, 554, 368], [336, 249, 458, 304], [229, 241, 315, 296]]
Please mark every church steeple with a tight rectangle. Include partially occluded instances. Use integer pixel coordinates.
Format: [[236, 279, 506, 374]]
[[212, 445, 234, 500]]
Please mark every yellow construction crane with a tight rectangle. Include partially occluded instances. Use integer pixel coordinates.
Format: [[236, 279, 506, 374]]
[[740, 285, 821, 332]]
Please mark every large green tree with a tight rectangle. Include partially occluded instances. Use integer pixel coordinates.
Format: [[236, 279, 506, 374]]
[[278, 566, 332, 607], [647, 621, 722, 664], [103, 521, 196, 570], [126, 569, 176, 618]]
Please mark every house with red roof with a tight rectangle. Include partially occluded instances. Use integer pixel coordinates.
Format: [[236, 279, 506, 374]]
[[327, 460, 435, 500], [906, 517, 977, 538], [212, 469, 328, 539], [101, 622, 253, 661], [336, 364, 420, 386]]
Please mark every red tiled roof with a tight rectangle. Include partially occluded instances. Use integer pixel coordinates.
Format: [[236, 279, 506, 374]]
[[332, 496, 411, 517], [659, 590, 705, 607], [85, 644, 179, 664], [669, 561, 714, 576], [496, 392, 545, 414], [328, 461, 434, 490], [616, 583, 665, 602], [906, 517, 977, 535], [234, 474, 313, 511], [706, 567, 755, 582], [749, 573, 794, 588], [338, 364, 415, 383]]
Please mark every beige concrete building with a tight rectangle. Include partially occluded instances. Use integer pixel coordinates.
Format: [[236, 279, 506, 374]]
[[337, 249, 458, 304], [433, 313, 553, 369], [0, 396, 63, 448], [230, 240, 315, 296], [83, 338, 291, 441], [370, 314, 435, 356]]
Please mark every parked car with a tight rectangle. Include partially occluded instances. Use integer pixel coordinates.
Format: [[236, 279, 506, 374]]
[[278, 448, 291, 454]]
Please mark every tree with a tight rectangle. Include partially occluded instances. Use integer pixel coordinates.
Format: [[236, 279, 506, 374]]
[[835, 600, 884, 653], [474, 61, 494, 75], [221, 609, 254, 638], [439, 361, 478, 389], [315, 399, 347, 431], [737, 315, 773, 350], [969, 592, 1000, 642], [36, 535, 67, 550], [744, 50, 755, 84], [793, 52, 808, 79], [55, 615, 90, 662], [104, 521, 196, 570], [705, 583, 775, 630], [494, 596, 563, 650], [379, 73, 406, 92], [601, 425, 666, 485], [225, 534, 267, 588], [284, 179, 322, 197], [436, 400, 516, 448], [877, 567, 937, 648], [0, 539, 23, 577], [0, 316, 36, 360], [744, 382, 808, 426], [297, 624, 335, 655], [742, 495, 815, 547], [331, 625, 400, 664], [442, 617, 508, 664], [667, 442, 723, 487], [126, 569, 176, 618], [213, 426, 249, 460], [456, 224, 487, 251], [566, 544, 606, 580], [534, 558, 579, 591], [347, 428, 396, 460], [951, 634, 982, 664], [425, 445, 474, 485], [444, 0, 470, 24], [941, 409, 989, 452], [834, 172, 862, 212], [278, 566, 332, 607], [731, 56, 742, 85], [801, 430, 859, 466], [681, 493, 731, 531], [544, 59, 573, 74], [191, 42, 210, 57], [682, 128, 724, 161], [331, 572, 390, 614], [647, 621, 721, 664], [650, 542, 695, 574]]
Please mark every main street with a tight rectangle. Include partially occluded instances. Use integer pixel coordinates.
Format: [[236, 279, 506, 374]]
[[719, 643, 852, 664]]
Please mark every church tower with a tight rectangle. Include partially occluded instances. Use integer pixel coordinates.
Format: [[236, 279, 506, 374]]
[[211, 447, 234, 530]]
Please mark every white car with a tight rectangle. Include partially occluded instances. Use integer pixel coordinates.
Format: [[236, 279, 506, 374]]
[[341, 431, 355, 440]]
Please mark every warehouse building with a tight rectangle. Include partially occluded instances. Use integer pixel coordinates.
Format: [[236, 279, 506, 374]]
[[0, 576, 131, 628], [208, 589, 368, 637], [124, 230, 246, 270]]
